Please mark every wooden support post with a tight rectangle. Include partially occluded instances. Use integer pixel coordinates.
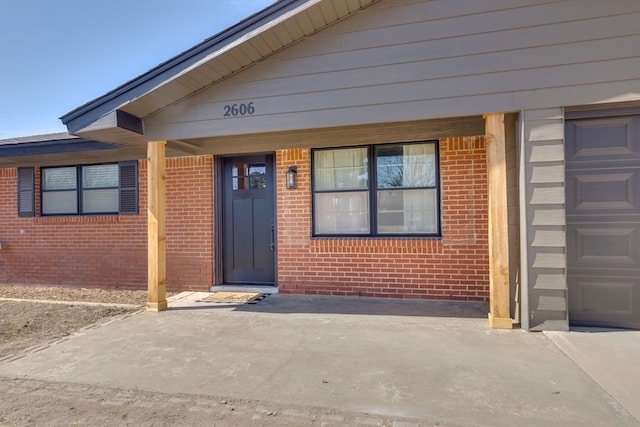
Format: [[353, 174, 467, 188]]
[[485, 114, 513, 329], [147, 140, 168, 312]]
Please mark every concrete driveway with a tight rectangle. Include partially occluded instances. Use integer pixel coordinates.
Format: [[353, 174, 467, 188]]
[[545, 327, 640, 422], [0, 293, 637, 426]]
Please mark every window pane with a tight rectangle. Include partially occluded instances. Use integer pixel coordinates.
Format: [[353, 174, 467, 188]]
[[314, 191, 369, 234], [376, 143, 436, 188], [43, 167, 76, 190], [377, 189, 438, 234], [248, 165, 266, 189], [42, 191, 78, 215], [314, 148, 368, 191], [232, 165, 239, 190], [83, 165, 118, 189], [83, 189, 119, 213], [376, 145, 404, 188], [233, 163, 266, 190]]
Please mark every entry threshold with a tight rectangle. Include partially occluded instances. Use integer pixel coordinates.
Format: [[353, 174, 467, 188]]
[[211, 284, 279, 294]]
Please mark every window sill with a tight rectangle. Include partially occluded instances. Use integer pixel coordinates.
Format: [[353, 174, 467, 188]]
[[311, 235, 442, 240], [34, 215, 121, 224], [310, 236, 444, 254]]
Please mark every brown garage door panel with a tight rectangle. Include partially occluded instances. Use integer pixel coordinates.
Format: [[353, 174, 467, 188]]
[[565, 116, 640, 163], [567, 224, 639, 268], [566, 167, 640, 214], [566, 113, 640, 329], [568, 276, 640, 328]]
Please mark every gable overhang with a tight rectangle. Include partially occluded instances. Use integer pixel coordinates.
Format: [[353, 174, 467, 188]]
[[61, 0, 381, 146]]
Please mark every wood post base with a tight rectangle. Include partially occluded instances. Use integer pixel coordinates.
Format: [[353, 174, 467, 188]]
[[146, 301, 168, 312], [488, 313, 513, 329]]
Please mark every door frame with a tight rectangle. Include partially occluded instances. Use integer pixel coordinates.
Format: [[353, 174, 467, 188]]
[[213, 153, 277, 287]]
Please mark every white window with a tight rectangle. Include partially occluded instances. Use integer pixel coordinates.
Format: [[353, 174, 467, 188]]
[[312, 142, 440, 236]]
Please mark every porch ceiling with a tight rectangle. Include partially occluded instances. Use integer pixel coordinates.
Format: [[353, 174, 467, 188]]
[[62, 0, 380, 147]]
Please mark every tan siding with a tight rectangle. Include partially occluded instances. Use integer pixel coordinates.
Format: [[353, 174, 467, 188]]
[[529, 187, 564, 205], [532, 252, 566, 269], [537, 295, 567, 312], [530, 165, 565, 184], [296, 4, 639, 58], [532, 208, 565, 226], [523, 108, 568, 331], [530, 145, 564, 163], [506, 114, 520, 321], [531, 230, 566, 247], [329, 0, 573, 33], [146, 0, 640, 141], [533, 274, 567, 290]]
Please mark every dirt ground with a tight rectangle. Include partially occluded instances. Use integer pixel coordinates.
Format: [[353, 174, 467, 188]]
[[0, 285, 148, 360], [0, 286, 432, 426], [0, 285, 149, 305]]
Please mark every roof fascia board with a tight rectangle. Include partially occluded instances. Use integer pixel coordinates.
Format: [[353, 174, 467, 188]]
[[117, 110, 144, 134], [0, 132, 74, 145], [74, 110, 143, 137], [0, 139, 119, 157], [60, 0, 308, 132]]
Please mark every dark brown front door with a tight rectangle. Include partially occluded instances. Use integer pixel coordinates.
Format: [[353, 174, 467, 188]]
[[223, 155, 275, 284], [566, 113, 640, 329]]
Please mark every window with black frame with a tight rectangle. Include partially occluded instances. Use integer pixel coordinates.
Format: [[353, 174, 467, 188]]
[[40, 162, 138, 216], [312, 141, 440, 237]]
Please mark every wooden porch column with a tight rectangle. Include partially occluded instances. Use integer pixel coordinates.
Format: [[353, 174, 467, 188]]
[[147, 140, 168, 312], [485, 114, 512, 329]]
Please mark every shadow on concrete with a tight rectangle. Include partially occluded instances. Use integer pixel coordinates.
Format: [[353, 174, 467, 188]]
[[169, 293, 489, 319]]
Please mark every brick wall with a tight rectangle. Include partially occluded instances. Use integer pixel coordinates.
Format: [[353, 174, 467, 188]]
[[0, 156, 213, 291], [276, 137, 489, 300], [1, 140, 488, 299]]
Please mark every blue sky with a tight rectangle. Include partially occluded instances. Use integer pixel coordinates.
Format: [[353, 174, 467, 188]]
[[0, 0, 273, 139]]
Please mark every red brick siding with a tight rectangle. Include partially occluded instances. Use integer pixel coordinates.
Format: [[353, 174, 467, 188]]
[[0, 156, 213, 291], [1, 139, 488, 300], [276, 137, 489, 301]]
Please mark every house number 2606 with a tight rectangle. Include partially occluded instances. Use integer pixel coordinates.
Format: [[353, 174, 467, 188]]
[[223, 102, 255, 117]]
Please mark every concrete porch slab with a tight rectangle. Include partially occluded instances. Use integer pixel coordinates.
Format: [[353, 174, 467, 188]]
[[0, 293, 636, 426]]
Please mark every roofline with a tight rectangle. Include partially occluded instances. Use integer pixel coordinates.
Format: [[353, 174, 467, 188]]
[[0, 134, 118, 158], [0, 132, 77, 145], [60, 0, 305, 127]]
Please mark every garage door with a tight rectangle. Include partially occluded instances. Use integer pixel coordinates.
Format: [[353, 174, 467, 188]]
[[565, 111, 640, 329]]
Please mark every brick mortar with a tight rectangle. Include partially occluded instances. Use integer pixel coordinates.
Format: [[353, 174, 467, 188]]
[[0, 156, 214, 292], [276, 137, 489, 301], [2, 139, 489, 301]]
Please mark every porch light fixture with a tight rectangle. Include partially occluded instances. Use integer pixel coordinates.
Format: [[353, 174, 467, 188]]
[[286, 166, 297, 189]]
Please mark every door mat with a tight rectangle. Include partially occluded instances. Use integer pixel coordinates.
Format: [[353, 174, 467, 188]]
[[196, 292, 266, 304]]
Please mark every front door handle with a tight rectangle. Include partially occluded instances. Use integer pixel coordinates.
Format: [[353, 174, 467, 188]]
[[269, 225, 275, 252]]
